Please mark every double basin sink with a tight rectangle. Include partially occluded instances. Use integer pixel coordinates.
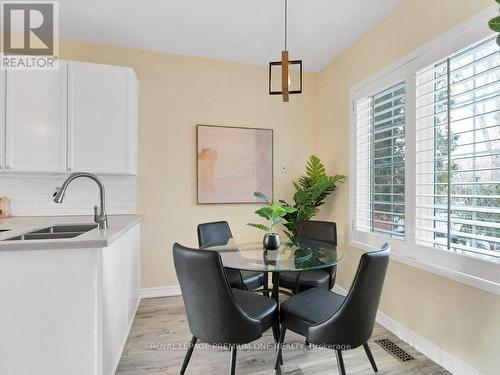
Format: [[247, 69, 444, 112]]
[[3, 224, 98, 241]]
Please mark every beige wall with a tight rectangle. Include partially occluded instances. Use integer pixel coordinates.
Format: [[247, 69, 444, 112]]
[[57, 40, 318, 288], [316, 1, 499, 374]]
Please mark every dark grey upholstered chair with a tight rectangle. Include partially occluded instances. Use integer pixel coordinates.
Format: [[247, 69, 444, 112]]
[[197, 221, 267, 292], [274, 244, 390, 375], [279, 221, 338, 294], [173, 243, 278, 375]]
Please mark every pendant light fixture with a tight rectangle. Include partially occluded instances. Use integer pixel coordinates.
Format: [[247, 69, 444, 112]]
[[269, 0, 302, 102]]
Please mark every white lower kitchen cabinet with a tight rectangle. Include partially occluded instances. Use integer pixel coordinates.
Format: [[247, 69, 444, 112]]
[[0, 216, 142, 375]]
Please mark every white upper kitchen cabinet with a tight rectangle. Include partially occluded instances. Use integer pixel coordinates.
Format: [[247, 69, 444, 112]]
[[68, 61, 138, 175], [5, 63, 68, 172], [0, 70, 5, 170]]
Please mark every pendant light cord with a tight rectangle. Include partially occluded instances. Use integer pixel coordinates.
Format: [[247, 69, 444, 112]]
[[284, 0, 287, 51]]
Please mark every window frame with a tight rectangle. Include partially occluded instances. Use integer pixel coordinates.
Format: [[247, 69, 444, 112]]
[[349, 5, 500, 295]]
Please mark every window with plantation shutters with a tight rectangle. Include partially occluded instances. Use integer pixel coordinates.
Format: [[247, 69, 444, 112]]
[[415, 35, 500, 261], [355, 82, 406, 240], [350, 15, 500, 293]]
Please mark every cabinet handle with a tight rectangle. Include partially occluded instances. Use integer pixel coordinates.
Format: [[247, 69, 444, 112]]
[[68, 167, 72, 172]]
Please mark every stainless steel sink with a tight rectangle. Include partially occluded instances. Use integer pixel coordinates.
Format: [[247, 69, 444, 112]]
[[2, 224, 98, 241], [30, 224, 98, 234]]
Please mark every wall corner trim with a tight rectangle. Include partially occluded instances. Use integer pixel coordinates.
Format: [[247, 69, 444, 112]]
[[332, 286, 481, 375]]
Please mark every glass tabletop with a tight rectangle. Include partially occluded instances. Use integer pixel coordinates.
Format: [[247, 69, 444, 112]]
[[203, 238, 344, 272]]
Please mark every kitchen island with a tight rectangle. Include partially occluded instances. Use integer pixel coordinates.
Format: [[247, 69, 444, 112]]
[[0, 214, 143, 375]]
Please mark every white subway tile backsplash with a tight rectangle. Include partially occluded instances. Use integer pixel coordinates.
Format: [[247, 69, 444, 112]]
[[0, 174, 137, 216]]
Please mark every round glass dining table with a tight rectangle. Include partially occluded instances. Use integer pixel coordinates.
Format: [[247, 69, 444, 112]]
[[203, 238, 344, 308]]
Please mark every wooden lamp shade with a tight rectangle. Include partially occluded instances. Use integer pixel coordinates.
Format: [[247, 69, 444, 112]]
[[268, 52, 303, 102]]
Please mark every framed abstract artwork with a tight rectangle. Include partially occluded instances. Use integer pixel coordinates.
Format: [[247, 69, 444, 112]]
[[197, 125, 273, 204]]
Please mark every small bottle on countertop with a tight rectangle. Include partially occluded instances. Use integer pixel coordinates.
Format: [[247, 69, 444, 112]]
[[0, 197, 10, 218]]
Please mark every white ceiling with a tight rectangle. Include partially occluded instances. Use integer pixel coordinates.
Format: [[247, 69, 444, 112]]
[[60, 0, 403, 72]]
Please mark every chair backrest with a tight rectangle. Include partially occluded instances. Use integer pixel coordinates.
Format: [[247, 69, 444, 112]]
[[197, 221, 233, 247], [173, 243, 261, 344], [307, 243, 390, 348], [197, 221, 244, 288], [297, 220, 337, 246], [297, 220, 338, 289]]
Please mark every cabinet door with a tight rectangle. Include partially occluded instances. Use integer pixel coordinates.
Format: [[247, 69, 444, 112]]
[[0, 70, 5, 171], [68, 61, 137, 175], [5, 63, 68, 172]]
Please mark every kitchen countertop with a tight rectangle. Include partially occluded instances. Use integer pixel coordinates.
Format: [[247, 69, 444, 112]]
[[0, 214, 144, 251]]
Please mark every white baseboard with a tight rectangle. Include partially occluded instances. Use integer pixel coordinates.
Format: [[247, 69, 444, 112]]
[[141, 285, 181, 299], [332, 285, 348, 295], [332, 286, 480, 375], [375, 310, 480, 375]]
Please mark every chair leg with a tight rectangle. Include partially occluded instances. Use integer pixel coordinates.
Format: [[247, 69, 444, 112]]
[[271, 321, 283, 365], [275, 322, 284, 365], [335, 350, 346, 375], [180, 336, 197, 375], [274, 326, 287, 372], [363, 343, 378, 372], [329, 266, 337, 290], [229, 345, 237, 375], [272, 322, 278, 342]]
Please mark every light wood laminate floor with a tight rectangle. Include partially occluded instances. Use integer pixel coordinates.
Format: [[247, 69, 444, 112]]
[[116, 296, 450, 375]]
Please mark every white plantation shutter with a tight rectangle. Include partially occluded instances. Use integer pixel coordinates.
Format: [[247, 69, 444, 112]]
[[351, 22, 500, 292], [415, 36, 500, 261], [355, 82, 406, 241]]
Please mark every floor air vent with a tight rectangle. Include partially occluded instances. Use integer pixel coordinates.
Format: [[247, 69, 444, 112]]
[[375, 339, 415, 363]]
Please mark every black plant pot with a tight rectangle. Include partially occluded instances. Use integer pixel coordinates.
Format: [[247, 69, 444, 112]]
[[263, 233, 280, 250]]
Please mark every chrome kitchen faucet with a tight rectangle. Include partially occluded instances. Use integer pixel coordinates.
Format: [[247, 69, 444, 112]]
[[53, 172, 108, 229]]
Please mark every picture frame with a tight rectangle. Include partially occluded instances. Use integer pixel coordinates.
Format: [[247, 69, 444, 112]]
[[197, 124, 274, 204]]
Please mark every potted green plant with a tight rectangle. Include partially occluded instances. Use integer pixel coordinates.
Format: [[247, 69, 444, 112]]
[[248, 192, 297, 250], [280, 155, 345, 242], [489, 0, 500, 46]]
